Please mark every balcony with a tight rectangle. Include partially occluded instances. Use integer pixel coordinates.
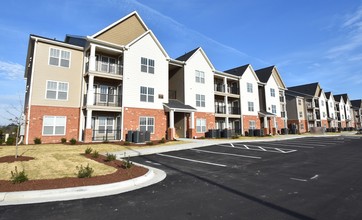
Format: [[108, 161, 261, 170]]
[[214, 84, 225, 93], [227, 86, 239, 95], [214, 84, 239, 95], [228, 106, 240, 115], [215, 106, 226, 114], [306, 102, 313, 109], [307, 115, 314, 120], [84, 93, 122, 107], [92, 129, 121, 141], [86, 61, 123, 75]]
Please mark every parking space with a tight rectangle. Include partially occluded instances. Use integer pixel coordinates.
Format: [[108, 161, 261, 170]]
[[2, 135, 362, 220]]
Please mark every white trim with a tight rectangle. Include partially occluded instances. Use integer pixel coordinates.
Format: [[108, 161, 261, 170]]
[[42, 116, 67, 136], [30, 36, 83, 51], [45, 80, 69, 101], [139, 116, 155, 134], [48, 47, 71, 68]]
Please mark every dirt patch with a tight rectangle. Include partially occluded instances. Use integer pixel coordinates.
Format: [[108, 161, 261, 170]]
[[0, 155, 35, 163], [0, 154, 148, 192]]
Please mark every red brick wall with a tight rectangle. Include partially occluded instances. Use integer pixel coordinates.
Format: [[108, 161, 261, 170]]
[[123, 107, 168, 140], [193, 112, 215, 138], [26, 105, 80, 144], [321, 120, 328, 128], [341, 121, 347, 128], [242, 115, 260, 133], [288, 119, 308, 133]]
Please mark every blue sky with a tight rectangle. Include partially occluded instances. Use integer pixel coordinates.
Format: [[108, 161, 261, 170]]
[[0, 0, 361, 125]]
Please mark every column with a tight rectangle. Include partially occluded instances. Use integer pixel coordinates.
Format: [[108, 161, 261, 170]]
[[84, 109, 93, 142], [167, 110, 175, 140], [169, 110, 174, 128], [187, 112, 195, 139], [87, 75, 94, 106], [190, 112, 195, 129], [89, 44, 96, 71]]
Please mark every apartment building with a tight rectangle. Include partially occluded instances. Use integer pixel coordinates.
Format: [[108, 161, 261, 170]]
[[255, 66, 288, 135], [351, 99, 362, 129], [325, 92, 338, 129], [333, 95, 347, 129], [335, 94, 355, 129], [287, 83, 328, 131], [285, 91, 307, 133]]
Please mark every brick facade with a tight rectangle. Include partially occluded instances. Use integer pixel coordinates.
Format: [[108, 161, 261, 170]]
[[288, 119, 308, 134], [242, 115, 260, 134], [321, 119, 328, 128], [26, 105, 80, 144], [193, 112, 215, 138], [123, 107, 168, 141]]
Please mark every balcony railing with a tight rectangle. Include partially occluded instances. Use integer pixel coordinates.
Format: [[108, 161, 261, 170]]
[[84, 93, 122, 107], [215, 106, 226, 114], [227, 87, 239, 95], [307, 115, 314, 120], [281, 111, 286, 118], [279, 96, 285, 103], [86, 61, 123, 75], [214, 84, 225, 93], [228, 106, 240, 115], [214, 84, 239, 95], [92, 129, 121, 141]]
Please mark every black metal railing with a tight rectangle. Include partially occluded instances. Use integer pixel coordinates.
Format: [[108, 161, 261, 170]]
[[215, 105, 226, 114], [228, 106, 240, 115], [92, 129, 121, 141], [84, 93, 122, 107], [214, 84, 225, 93]]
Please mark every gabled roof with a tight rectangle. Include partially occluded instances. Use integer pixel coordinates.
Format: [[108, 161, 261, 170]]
[[163, 99, 196, 112], [255, 65, 287, 89], [175, 47, 215, 71], [176, 48, 199, 62], [351, 99, 362, 108], [333, 94, 345, 104], [288, 82, 319, 97], [90, 11, 148, 46], [325, 92, 331, 99], [224, 64, 250, 77]]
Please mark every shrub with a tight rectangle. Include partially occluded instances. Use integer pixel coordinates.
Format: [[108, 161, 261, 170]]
[[105, 153, 117, 162], [84, 147, 93, 154], [33, 137, 41, 145], [231, 135, 239, 139], [123, 156, 133, 169], [124, 141, 131, 146], [146, 141, 153, 146], [6, 137, 15, 145], [61, 138, 67, 144], [92, 150, 99, 158], [76, 164, 94, 178], [10, 166, 28, 184], [69, 138, 77, 145], [158, 137, 166, 144]]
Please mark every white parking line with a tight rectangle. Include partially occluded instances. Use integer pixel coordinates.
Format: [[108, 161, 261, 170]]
[[226, 144, 297, 153], [256, 142, 315, 148], [190, 149, 262, 159], [157, 153, 227, 167], [290, 177, 308, 182]]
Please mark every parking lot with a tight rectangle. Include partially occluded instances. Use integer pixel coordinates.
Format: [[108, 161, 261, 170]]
[[1, 136, 362, 220]]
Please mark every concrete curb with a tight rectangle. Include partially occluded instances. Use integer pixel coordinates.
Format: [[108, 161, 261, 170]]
[[0, 163, 166, 206]]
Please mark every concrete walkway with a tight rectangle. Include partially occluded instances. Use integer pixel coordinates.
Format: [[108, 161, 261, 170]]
[[0, 132, 357, 206]]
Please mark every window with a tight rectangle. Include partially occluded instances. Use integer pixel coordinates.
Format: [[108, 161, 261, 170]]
[[249, 120, 256, 129], [195, 70, 205, 83], [46, 81, 68, 100], [271, 105, 277, 114], [196, 118, 206, 133], [248, 101, 254, 112], [299, 111, 303, 118], [49, 48, 70, 67], [300, 123, 304, 130], [321, 100, 324, 106], [323, 112, 326, 117], [42, 116, 66, 135], [196, 94, 205, 107], [247, 83, 253, 93], [141, 57, 155, 74], [330, 102, 333, 108], [140, 86, 154, 103], [298, 99, 302, 105], [270, 88, 275, 97], [139, 117, 154, 133], [98, 117, 114, 134]]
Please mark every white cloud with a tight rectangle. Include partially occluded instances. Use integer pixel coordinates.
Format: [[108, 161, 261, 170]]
[[0, 61, 24, 80]]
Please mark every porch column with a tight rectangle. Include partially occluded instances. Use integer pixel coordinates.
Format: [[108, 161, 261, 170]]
[[84, 109, 93, 142], [86, 109, 92, 129], [89, 44, 96, 71], [263, 116, 269, 135], [169, 110, 174, 128], [190, 112, 195, 129], [273, 117, 277, 135], [167, 110, 175, 140], [223, 77, 227, 93], [87, 74, 94, 106]]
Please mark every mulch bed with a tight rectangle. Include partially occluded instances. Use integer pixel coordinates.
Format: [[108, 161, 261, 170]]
[[0, 155, 34, 163], [0, 154, 148, 192]]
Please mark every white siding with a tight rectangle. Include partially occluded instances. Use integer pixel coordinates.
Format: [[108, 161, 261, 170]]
[[239, 67, 259, 116], [319, 93, 328, 120], [183, 50, 214, 112], [122, 34, 168, 109], [265, 77, 281, 116]]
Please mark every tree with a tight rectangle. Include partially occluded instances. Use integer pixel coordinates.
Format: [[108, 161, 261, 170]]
[[5, 99, 25, 158]]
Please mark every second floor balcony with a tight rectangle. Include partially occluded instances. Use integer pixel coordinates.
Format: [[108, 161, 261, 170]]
[[214, 84, 239, 95], [84, 93, 122, 107], [86, 61, 123, 76]]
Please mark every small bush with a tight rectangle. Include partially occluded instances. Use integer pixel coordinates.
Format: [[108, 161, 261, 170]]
[[231, 135, 239, 139], [0, 138, 3, 145], [69, 138, 77, 145], [76, 164, 94, 178], [198, 136, 205, 139], [124, 141, 131, 146], [92, 150, 99, 158], [84, 147, 93, 154], [61, 138, 67, 144], [33, 137, 41, 145], [146, 141, 154, 146], [6, 137, 15, 145], [123, 156, 133, 169], [158, 137, 166, 144], [105, 153, 117, 162], [10, 166, 28, 184]]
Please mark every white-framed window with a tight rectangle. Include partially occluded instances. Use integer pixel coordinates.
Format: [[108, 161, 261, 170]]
[[139, 117, 155, 133], [196, 118, 206, 133], [249, 120, 256, 129], [323, 112, 326, 118], [300, 123, 304, 130], [270, 88, 275, 97], [298, 99, 302, 105], [299, 111, 303, 118], [98, 117, 114, 134], [46, 80, 68, 100], [49, 48, 70, 67], [141, 57, 155, 74], [140, 86, 154, 103], [42, 116, 66, 135], [247, 82, 253, 93], [271, 105, 277, 114], [321, 100, 325, 106], [248, 101, 254, 112], [196, 94, 205, 107], [195, 70, 205, 83], [330, 102, 333, 108]]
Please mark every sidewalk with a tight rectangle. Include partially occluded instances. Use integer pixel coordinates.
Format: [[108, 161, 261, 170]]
[[0, 132, 356, 206]]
